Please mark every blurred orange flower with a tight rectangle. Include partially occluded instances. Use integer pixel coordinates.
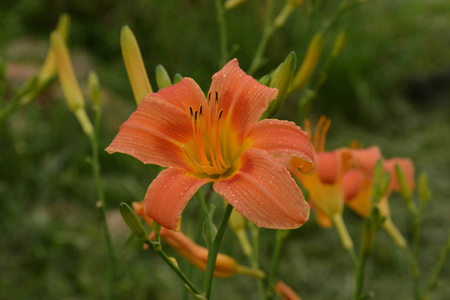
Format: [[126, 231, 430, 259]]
[[282, 116, 351, 227], [107, 59, 313, 231]]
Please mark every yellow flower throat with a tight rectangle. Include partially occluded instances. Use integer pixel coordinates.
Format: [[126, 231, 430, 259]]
[[183, 92, 232, 176]]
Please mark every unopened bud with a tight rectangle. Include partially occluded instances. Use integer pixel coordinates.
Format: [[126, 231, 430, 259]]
[[418, 172, 432, 205], [88, 71, 101, 110], [224, 0, 249, 10], [155, 64, 172, 90], [264, 51, 296, 118], [258, 74, 271, 85], [121, 26, 153, 105], [395, 163, 413, 203], [51, 31, 85, 112], [39, 14, 71, 83], [173, 73, 183, 84], [331, 30, 347, 58], [289, 33, 324, 94], [119, 202, 148, 242]]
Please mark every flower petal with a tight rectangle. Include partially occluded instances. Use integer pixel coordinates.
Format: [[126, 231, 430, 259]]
[[214, 148, 309, 229], [208, 59, 278, 142], [384, 157, 415, 193], [248, 119, 314, 174], [157, 77, 206, 113], [144, 168, 212, 231], [342, 169, 365, 201], [106, 95, 193, 170], [350, 146, 383, 175], [315, 151, 340, 184]]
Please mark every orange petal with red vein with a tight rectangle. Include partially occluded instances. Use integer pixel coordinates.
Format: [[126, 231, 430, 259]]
[[144, 168, 212, 231], [315, 151, 340, 184], [106, 95, 193, 170], [208, 59, 278, 142], [157, 78, 206, 113], [350, 146, 383, 175], [214, 148, 310, 229], [248, 119, 314, 174], [384, 157, 415, 193]]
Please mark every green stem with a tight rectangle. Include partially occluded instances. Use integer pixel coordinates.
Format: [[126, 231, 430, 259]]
[[248, 0, 274, 75], [332, 214, 357, 266], [249, 223, 266, 300], [426, 230, 450, 294], [145, 240, 203, 296], [214, 0, 229, 67], [88, 111, 115, 300], [266, 230, 286, 299], [353, 252, 367, 300], [203, 203, 233, 299], [197, 187, 216, 245]]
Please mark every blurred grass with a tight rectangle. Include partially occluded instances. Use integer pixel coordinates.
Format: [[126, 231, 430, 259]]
[[1, 0, 449, 299]]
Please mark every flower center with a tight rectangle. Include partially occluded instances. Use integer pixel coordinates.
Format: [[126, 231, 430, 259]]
[[182, 92, 231, 176]]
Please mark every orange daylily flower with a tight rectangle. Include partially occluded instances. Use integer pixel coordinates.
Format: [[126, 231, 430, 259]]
[[132, 202, 263, 278], [282, 117, 350, 227], [108, 59, 313, 231], [342, 147, 415, 218], [275, 281, 302, 300]]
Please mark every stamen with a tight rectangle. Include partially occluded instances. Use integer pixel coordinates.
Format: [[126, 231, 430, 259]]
[[199, 105, 203, 118], [218, 110, 224, 121], [319, 118, 331, 153], [189, 106, 193, 118]]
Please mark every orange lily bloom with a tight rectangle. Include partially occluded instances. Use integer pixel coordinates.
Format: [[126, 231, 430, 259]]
[[275, 281, 302, 300], [343, 147, 415, 218], [342, 146, 383, 217], [108, 59, 313, 231], [282, 117, 350, 228], [132, 202, 263, 278]]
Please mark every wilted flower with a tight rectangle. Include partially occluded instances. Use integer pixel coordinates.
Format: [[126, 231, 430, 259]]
[[108, 59, 313, 231]]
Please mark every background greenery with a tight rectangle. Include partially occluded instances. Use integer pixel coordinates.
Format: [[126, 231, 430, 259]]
[[1, 0, 449, 299]]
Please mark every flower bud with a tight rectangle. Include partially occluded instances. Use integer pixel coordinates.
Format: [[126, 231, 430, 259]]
[[155, 64, 172, 90], [173, 73, 183, 84], [331, 30, 347, 59], [258, 74, 271, 85], [266, 51, 296, 117], [395, 163, 413, 203], [121, 26, 153, 105], [38, 14, 71, 83], [119, 202, 148, 242], [224, 0, 249, 10], [88, 71, 101, 110], [289, 33, 323, 94], [51, 31, 85, 112], [418, 172, 432, 205]]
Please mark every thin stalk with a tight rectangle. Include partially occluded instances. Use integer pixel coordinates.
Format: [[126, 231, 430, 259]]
[[248, 0, 274, 75], [197, 187, 216, 245], [353, 252, 367, 300], [203, 204, 233, 299], [144, 240, 202, 296], [88, 111, 115, 300], [249, 223, 266, 300], [266, 230, 286, 299], [332, 214, 357, 266], [426, 230, 450, 294], [214, 0, 229, 67]]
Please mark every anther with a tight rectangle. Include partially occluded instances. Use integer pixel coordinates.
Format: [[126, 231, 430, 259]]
[[218, 110, 224, 121], [189, 107, 193, 117], [194, 110, 198, 121], [199, 106, 203, 117], [215, 91, 219, 105]]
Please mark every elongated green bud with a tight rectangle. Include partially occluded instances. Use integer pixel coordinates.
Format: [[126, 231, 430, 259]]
[[121, 26, 153, 105], [395, 164, 413, 203], [264, 51, 297, 118], [173, 73, 183, 84], [38, 14, 71, 83], [289, 33, 323, 94], [258, 74, 271, 85], [88, 71, 101, 110], [418, 172, 432, 204], [155, 64, 172, 89], [51, 31, 85, 112], [224, 0, 249, 10], [119, 202, 148, 242], [331, 30, 347, 58]]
